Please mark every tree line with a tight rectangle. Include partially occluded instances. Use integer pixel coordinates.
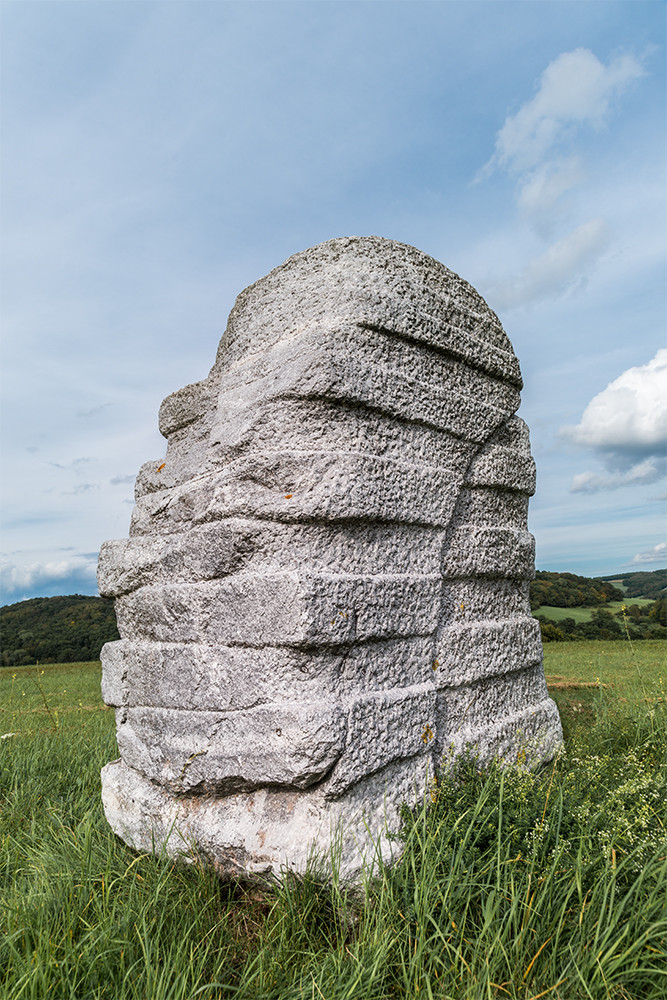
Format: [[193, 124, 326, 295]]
[[597, 569, 667, 601], [0, 595, 119, 667], [536, 599, 666, 643], [529, 571, 625, 610], [531, 568, 666, 643], [1, 567, 665, 665]]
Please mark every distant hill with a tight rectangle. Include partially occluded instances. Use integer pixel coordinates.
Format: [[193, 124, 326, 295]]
[[2, 570, 664, 665], [529, 571, 625, 611], [597, 569, 667, 601], [531, 569, 666, 643], [0, 595, 119, 667]]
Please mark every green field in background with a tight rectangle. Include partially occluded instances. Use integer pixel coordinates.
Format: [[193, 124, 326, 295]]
[[537, 598, 654, 623], [2, 640, 664, 738], [0, 660, 111, 736], [542, 638, 665, 697]]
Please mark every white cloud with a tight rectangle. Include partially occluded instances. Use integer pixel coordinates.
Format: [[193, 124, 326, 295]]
[[571, 461, 664, 494], [516, 156, 584, 225], [489, 218, 610, 310], [66, 483, 100, 496], [566, 349, 667, 453], [629, 542, 667, 566], [565, 350, 667, 492], [0, 555, 98, 597], [475, 48, 646, 312], [485, 48, 644, 176]]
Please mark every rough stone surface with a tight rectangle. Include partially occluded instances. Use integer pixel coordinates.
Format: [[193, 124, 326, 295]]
[[99, 237, 562, 880]]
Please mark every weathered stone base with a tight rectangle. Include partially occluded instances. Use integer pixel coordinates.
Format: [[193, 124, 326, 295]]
[[101, 755, 431, 881], [101, 696, 562, 882]]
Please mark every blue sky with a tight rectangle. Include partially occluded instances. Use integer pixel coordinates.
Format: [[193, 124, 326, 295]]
[[1, 0, 665, 605]]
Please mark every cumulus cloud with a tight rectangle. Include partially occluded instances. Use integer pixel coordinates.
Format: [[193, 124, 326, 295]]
[[628, 542, 667, 566], [565, 350, 667, 492], [566, 349, 667, 453], [570, 460, 664, 494], [476, 48, 645, 310], [483, 48, 644, 176], [489, 218, 610, 310], [0, 554, 98, 599]]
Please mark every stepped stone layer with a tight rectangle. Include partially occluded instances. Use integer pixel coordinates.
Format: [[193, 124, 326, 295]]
[[98, 237, 562, 880]]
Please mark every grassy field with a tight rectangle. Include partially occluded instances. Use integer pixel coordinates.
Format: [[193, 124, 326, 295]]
[[537, 599, 654, 623], [0, 661, 110, 737], [543, 638, 665, 691], [542, 640, 666, 741], [1, 644, 666, 999]]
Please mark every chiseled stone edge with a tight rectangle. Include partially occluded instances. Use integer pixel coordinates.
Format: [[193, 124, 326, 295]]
[[111, 683, 435, 797], [99, 520, 445, 599], [113, 573, 442, 647]]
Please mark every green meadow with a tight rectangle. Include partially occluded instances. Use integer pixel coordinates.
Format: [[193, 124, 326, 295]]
[[543, 639, 666, 727], [538, 600, 654, 624], [0, 661, 110, 737], [1, 644, 666, 999]]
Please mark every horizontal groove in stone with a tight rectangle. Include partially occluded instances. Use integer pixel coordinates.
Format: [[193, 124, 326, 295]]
[[101, 635, 436, 711], [129, 450, 464, 536], [114, 573, 442, 647], [361, 313, 522, 388], [208, 394, 479, 470]]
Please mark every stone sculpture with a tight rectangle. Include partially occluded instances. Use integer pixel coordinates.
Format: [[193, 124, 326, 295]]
[[98, 237, 562, 880]]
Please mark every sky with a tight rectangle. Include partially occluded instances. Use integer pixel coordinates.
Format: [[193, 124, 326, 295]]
[[1, 0, 665, 606]]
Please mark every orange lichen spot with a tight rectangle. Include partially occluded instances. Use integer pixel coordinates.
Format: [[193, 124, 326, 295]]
[[421, 724, 434, 744], [284, 494, 293, 499]]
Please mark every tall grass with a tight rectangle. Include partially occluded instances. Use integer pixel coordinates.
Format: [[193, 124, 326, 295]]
[[1, 657, 666, 999]]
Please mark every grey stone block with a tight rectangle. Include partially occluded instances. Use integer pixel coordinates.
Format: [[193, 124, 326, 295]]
[[101, 635, 436, 711], [99, 236, 562, 880], [434, 618, 543, 686], [116, 702, 347, 793]]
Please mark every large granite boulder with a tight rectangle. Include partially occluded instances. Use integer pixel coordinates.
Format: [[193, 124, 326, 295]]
[[98, 237, 562, 880]]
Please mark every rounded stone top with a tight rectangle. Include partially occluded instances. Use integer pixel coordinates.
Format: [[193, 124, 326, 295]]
[[215, 236, 522, 388]]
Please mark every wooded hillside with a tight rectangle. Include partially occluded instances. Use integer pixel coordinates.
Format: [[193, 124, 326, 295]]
[[529, 571, 624, 610], [597, 569, 667, 601], [0, 595, 119, 667], [531, 569, 666, 642]]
